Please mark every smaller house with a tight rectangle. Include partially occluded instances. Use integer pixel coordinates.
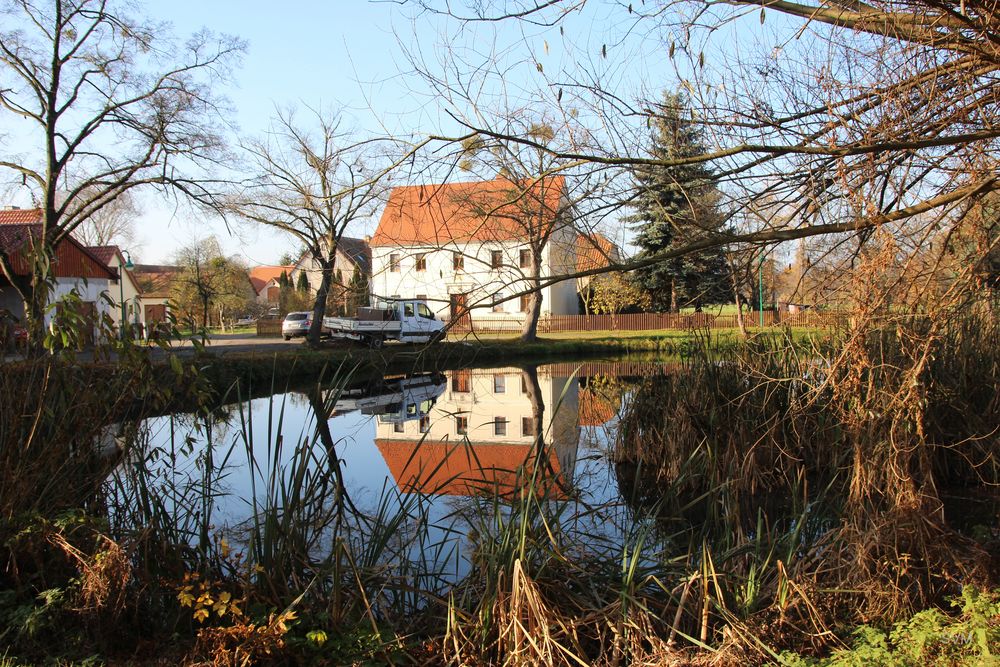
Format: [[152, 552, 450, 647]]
[[132, 264, 180, 331], [289, 238, 371, 315], [0, 207, 118, 343], [87, 245, 144, 332], [249, 265, 294, 306]]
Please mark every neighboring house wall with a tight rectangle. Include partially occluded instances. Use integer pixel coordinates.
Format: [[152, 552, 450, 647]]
[[88, 246, 145, 330], [289, 238, 371, 312]]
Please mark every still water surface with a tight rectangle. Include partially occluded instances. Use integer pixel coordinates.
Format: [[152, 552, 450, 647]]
[[129, 361, 670, 579]]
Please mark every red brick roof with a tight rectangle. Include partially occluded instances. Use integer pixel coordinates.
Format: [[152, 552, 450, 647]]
[[0, 223, 116, 279], [371, 177, 566, 247], [249, 265, 293, 294], [576, 233, 620, 273], [0, 208, 42, 224]]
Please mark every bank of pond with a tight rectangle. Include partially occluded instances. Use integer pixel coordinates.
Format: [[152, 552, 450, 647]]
[[0, 317, 997, 665]]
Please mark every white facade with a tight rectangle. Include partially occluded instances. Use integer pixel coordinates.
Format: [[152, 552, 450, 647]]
[[104, 254, 145, 330], [375, 367, 580, 494], [370, 224, 579, 322]]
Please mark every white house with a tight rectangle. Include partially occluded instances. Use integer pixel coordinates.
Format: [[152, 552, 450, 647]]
[[374, 366, 580, 497], [87, 245, 145, 332], [369, 177, 579, 325], [0, 207, 118, 343]]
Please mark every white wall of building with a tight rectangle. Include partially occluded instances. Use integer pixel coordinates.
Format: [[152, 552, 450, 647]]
[[370, 237, 580, 321]]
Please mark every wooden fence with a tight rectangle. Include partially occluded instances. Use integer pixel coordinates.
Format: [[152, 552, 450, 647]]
[[257, 318, 283, 337], [256, 309, 847, 337], [446, 309, 846, 335]]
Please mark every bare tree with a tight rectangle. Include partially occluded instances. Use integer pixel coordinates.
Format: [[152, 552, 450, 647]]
[[66, 189, 140, 249], [457, 119, 590, 341], [226, 108, 394, 347], [406, 0, 1000, 297], [0, 0, 243, 348]]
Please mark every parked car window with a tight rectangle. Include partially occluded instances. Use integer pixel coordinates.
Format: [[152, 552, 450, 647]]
[[404, 303, 415, 317], [285, 312, 308, 321], [417, 304, 434, 319]]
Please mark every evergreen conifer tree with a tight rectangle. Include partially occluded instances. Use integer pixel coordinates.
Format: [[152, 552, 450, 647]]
[[629, 91, 730, 311]]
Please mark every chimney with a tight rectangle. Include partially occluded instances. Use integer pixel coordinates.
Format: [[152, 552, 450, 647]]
[[5, 206, 20, 210], [363, 235, 371, 244]]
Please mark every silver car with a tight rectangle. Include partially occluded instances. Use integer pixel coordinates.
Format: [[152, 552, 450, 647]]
[[281, 311, 312, 340]]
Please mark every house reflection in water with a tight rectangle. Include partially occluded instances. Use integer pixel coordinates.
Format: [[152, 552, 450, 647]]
[[373, 368, 580, 498]]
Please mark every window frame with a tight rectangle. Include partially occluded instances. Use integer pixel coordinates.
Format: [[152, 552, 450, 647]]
[[415, 253, 427, 271], [519, 249, 532, 269]]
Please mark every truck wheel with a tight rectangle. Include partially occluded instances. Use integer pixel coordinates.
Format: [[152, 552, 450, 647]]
[[368, 335, 384, 349], [431, 331, 445, 344], [283, 335, 291, 341]]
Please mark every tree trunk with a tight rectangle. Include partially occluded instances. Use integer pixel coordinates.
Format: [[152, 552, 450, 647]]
[[670, 277, 678, 314], [308, 258, 334, 348], [731, 270, 748, 338], [520, 249, 543, 342]]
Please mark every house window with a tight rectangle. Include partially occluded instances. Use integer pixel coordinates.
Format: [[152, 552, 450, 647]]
[[492, 294, 504, 313], [415, 253, 427, 271], [419, 415, 430, 433], [519, 249, 532, 269], [493, 374, 506, 394], [452, 370, 471, 393], [453, 252, 464, 271], [390, 254, 400, 272], [494, 417, 508, 437], [522, 417, 536, 437], [393, 422, 405, 434], [491, 250, 503, 269], [520, 294, 531, 313], [456, 415, 468, 435]]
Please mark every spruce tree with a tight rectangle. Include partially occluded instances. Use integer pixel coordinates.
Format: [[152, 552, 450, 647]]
[[629, 91, 730, 312]]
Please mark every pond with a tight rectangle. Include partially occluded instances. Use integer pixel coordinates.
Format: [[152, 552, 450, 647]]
[[115, 360, 678, 585]]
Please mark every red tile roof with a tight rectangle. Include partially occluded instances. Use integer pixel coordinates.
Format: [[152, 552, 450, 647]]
[[0, 208, 42, 224], [375, 439, 566, 498], [0, 223, 116, 280], [249, 265, 293, 294], [371, 177, 567, 247], [86, 245, 119, 265], [576, 233, 620, 273]]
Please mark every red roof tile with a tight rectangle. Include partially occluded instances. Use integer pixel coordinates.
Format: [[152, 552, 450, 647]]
[[249, 265, 293, 294], [0, 208, 42, 224], [0, 222, 115, 279], [371, 177, 566, 247], [576, 233, 620, 273]]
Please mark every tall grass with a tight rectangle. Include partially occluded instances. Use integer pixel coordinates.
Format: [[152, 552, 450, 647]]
[[0, 309, 996, 665]]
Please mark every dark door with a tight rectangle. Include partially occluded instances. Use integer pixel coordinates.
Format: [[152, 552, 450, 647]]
[[450, 293, 471, 329]]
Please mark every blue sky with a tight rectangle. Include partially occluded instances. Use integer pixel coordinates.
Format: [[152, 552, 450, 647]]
[[5, 1, 789, 265], [138, 1, 426, 265]]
